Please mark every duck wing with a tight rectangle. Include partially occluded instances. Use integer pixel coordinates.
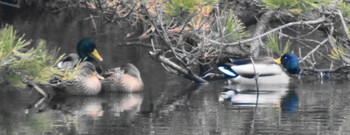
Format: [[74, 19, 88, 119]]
[[231, 64, 284, 78], [229, 57, 283, 78], [57, 53, 80, 69]]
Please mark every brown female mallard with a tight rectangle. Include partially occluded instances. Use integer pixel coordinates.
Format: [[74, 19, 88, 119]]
[[59, 62, 104, 95], [102, 63, 143, 92]]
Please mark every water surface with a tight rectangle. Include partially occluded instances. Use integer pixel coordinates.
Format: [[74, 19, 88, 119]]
[[1, 7, 350, 135]]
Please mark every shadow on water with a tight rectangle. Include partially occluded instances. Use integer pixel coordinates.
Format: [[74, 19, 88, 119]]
[[3, 6, 350, 135]]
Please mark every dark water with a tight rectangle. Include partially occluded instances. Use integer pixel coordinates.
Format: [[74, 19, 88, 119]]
[[1, 7, 350, 135]]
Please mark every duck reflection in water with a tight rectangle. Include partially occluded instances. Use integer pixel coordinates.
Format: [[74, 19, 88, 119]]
[[280, 90, 299, 115], [219, 84, 299, 115], [50, 93, 143, 118], [103, 93, 143, 117]]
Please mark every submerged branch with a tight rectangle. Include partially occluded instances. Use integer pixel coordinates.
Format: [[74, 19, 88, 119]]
[[28, 83, 48, 98]]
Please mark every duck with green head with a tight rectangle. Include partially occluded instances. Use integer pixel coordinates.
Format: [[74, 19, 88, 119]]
[[218, 53, 300, 84], [58, 38, 103, 69], [56, 38, 104, 95], [102, 63, 143, 92], [59, 62, 105, 95]]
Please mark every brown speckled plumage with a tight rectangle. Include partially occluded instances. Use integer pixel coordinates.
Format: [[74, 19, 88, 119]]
[[60, 62, 103, 95], [102, 63, 143, 92]]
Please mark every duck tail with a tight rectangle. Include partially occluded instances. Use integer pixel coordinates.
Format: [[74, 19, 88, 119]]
[[218, 65, 239, 78]]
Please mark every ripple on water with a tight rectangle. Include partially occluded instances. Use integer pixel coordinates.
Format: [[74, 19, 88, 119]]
[[2, 7, 350, 134]]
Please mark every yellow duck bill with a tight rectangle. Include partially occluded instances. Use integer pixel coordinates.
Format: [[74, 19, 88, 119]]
[[90, 49, 103, 62], [274, 57, 281, 64]]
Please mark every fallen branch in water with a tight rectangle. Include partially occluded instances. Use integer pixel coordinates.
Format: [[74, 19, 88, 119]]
[[28, 82, 48, 98], [149, 50, 208, 83]]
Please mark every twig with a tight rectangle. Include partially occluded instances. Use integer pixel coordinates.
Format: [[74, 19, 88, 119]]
[[299, 39, 328, 63], [206, 16, 327, 46], [250, 57, 259, 90], [250, 57, 260, 108], [115, 2, 137, 19], [337, 10, 350, 41], [250, 10, 275, 57], [0, 1, 20, 8], [278, 25, 322, 40], [28, 83, 48, 98], [90, 14, 98, 30], [34, 97, 46, 108], [151, 3, 188, 67], [178, 6, 202, 34], [149, 50, 208, 83], [287, 37, 332, 62]]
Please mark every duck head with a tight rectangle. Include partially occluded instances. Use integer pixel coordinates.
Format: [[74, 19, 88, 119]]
[[275, 53, 300, 74], [77, 38, 103, 62]]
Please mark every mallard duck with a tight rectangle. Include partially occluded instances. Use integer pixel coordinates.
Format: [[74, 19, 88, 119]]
[[102, 63, 143, 92], [218, 53, 300, 84], [57, 53, 80, 69], [59, 62, 104, 95], [57, 38, 103, 69]]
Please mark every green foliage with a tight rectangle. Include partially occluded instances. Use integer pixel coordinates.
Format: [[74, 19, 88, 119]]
[[187, 5, 213, 31], [339, 1, 350, 18], [262, 0, 296, 9], [222, 10, 249, 42], [0, 25, 75, 87], [261, 0, 333, 13], [0, 25, 31, 67], [209, 9, 249, 43], [266, 35, 291, 56], [164, 0, 218, 18], [329, 47, 344, 60], [267, 35, 279, 54], [7, 41, 65, 86]]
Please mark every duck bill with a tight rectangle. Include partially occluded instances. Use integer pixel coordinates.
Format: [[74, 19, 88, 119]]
[[274, 58, 281, 64], [90, 49, 103, 62], [95, 73, 105, 80]]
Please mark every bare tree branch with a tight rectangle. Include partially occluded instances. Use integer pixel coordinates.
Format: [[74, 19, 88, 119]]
[[207, 16, 327, 46], [149, 50, 208, 83]]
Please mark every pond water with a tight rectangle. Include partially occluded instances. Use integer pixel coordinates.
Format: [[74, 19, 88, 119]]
[[1, 7, 350, 135]]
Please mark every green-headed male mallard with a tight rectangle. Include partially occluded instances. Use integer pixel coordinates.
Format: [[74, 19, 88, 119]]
[[58, 38, 103, 69], [218, 53, 300, 84], [102, 63, 143, 92], [59, 62, 104, 95]]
